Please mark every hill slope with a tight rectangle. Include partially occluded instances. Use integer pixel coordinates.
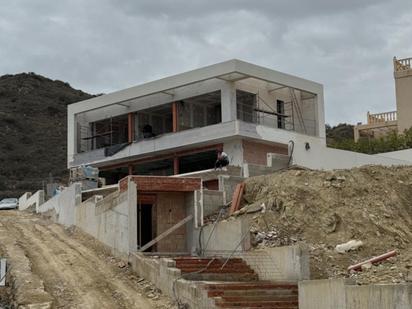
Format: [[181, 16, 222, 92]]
[[0, 73, 93, 199]]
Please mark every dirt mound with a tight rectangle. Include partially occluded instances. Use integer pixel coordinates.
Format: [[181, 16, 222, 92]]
[[0, 73, 93, 199], [241, 165, 412, 284]]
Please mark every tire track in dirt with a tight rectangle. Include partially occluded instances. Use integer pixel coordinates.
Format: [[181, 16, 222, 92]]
[[0, 212, 154, 309]]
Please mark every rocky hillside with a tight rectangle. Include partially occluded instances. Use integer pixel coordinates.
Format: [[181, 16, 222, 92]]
[[326, 123, 354, 144], [0, 73, 93, 199]]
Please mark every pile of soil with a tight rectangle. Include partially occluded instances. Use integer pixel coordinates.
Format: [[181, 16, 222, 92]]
[[239, 166, 412, 284]]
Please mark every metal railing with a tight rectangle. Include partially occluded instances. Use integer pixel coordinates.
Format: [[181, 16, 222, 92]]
[[394, 57, 412, 72], [367, 111, 397, 124]]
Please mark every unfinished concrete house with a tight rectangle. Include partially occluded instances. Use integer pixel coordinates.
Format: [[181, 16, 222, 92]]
[[21, 59, 412, 308], [68, 59, 325, 184], [354, 56, 412, 141]]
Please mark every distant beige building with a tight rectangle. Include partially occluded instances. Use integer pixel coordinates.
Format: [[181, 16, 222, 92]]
[[354, 56, 412, 141]]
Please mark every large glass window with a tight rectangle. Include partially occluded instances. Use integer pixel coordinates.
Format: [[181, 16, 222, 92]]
[[92, 114, 129, 150], [236, 90, 257, 123], [178, 90, 221, 131]]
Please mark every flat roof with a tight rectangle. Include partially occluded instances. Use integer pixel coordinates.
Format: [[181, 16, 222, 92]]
[[69, 59, 323, 115]]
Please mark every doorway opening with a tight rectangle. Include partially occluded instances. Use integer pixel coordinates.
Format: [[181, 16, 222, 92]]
[[137, 200, 155, 252]]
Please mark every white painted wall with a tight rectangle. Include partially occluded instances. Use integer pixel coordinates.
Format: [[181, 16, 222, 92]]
[[237, 121, 412, 170], [35, 181, 137, 257], [37, 184, 81, 226], [223, 138, 244, 166], [76, 192, 131, 257], [18, 190, 44, 212], [373, 148, 412, 161]]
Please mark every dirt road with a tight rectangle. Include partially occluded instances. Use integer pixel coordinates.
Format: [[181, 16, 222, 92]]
[[0, 211, 175, 309]]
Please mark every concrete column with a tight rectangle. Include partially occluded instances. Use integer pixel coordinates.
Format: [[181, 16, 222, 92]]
[[67, 108, 76, 167], [128, 178, 138, 253], [316, 89, 326, 142], [173, 157, 179, 175], [354, 126, 360, 142], [221, 81, 237, 122], [128, 112, 135, 143], [172, 102, 178, 132]]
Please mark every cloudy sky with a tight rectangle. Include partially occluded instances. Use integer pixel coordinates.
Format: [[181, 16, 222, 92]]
[[1, 0, 412, 125]]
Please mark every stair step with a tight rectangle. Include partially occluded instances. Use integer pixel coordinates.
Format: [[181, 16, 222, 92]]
[[220, 295, 298, 302], [204, 282, 298, 290], [217, 305, 299, 309], [184, 273, 259, 282], [210, 289, 298, 297], [179, 268, 255, 274], [215, 300, 299, 308]]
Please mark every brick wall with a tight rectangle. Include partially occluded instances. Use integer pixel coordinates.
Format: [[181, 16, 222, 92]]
[[119, 176, 201, 193], [156, 192, 187, 252], [242, 140, 288, 165]]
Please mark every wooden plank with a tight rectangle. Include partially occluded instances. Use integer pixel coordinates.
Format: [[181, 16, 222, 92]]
[[229, 182, 245, 215], [138, 215, 193, 252], [172, 102, 178, 132]]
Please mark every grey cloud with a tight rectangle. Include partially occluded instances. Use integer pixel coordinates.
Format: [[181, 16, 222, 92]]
[[1, 0, 412, 125]]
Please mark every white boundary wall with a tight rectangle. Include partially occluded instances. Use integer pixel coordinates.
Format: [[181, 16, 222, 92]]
[[374, 148, 412, 162], [299, 279, 412, 309], [18, 190, 44, 212], [35, 180, 137, 258], [37, 183, 81, 226], [243, 123, 412, 170]]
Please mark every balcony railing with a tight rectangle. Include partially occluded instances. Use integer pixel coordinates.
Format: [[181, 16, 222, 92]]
[[367, 111, 397, 124], [394, 57, 412, 72]]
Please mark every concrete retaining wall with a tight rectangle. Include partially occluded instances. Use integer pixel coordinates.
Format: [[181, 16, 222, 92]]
[[240, 245, 310, 282], [299, 279, 348, 309], [129, 253, 217, 309], [76, 190, 131, 257], [37, 183, 81, 226], [37, 181, 136, 257], [299, 279, 412, 309], [18, 192, 31, 210], [243, 163, 283, 178], [202, 190, 225, 217], [218, 175, 245, 204], [346, 284, 412, 309], [18, 190, 44, 212], [198, 216, 251, 253]]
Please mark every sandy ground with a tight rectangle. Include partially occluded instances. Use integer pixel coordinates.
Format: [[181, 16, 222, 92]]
[[0, 211, 176, 309]]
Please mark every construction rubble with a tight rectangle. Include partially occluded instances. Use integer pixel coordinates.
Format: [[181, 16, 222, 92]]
[[210, 165, 412, 285]]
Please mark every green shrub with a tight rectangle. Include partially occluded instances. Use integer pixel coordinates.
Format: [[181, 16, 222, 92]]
[[328, 127, 412, 154]]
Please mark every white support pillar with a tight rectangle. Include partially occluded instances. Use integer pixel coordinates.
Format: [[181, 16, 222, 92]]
[[128, 177, 138, 253], [67, 106, 77, 168], [316, 89, 326, 142], [221, 81, 237, 122]]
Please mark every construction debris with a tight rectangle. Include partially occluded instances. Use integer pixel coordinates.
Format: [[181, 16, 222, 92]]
[[348, 250, 397, 272], [335, 240, 363, 253]]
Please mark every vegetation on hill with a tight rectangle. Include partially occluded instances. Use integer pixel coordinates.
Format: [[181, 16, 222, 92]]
[[0, 73, 93, 199], [325, 123, 354, 143], [326, 123, 412, 154]]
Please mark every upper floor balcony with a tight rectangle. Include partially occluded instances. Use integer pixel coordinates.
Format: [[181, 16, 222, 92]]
[[367, 111, 397, 124], [394, 57, 412, 73]]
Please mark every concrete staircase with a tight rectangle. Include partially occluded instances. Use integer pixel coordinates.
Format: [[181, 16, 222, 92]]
[[173, 257, 258, 281], [173, 257, 299, 308], [205, 281, 298, 308]]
